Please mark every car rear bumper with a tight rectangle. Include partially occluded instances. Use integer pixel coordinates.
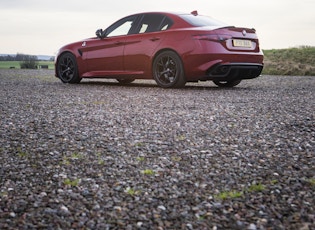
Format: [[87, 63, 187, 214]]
[[203, 63, 263, 81]]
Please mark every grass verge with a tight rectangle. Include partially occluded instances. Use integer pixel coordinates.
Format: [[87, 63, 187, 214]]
[[0, 61, 54, 69], [262, 46, 315, 76]]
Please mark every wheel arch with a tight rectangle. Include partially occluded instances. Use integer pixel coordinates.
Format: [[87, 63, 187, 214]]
[[55, 50, 84, 77], [55, 51, 74, 75], [55, 51, 82, 83], [151, 48, 185, 76], [151, 48, 186, 88], [56, 50, 76, 62]]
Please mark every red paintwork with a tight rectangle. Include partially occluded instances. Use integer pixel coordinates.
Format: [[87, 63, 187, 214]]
[[55, 11, 263, 82]]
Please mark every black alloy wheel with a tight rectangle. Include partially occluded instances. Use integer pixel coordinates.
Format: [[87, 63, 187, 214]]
[[153, 51, 186, 88], [57, 53, 81, 83]]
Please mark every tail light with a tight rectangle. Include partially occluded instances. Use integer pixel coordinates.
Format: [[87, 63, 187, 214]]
[[193, 34, 232, 42]]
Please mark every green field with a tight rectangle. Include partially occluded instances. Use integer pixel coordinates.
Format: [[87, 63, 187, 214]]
[[0, 61, 54, 69], [1, 46, 314, 76]]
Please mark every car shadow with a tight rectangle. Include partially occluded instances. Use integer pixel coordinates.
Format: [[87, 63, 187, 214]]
[[79, 79, 249, 91]]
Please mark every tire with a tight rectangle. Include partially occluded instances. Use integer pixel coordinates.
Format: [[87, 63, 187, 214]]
[[153, 51, 186, 88], [213, 79, 242, 88], [56, 53, 81, 83], [116, 79, 135, 84]]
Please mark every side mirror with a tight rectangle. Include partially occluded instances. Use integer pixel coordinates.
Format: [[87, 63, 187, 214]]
[[96, 29, 104, 39]]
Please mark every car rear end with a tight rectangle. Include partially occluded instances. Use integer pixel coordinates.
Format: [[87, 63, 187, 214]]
[[178, 12, 264, 82]]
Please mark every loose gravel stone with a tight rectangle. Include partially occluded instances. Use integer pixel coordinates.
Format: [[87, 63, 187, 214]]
[[0, 69, 314, 229]]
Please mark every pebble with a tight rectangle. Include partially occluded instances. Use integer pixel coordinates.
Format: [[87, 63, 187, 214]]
[[0, 70, 314, 229], [248, 223, 257, 230]]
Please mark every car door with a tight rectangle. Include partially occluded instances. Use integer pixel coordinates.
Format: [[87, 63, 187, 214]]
[[123, 14, 173, 77], [84, 15, 138, 75]]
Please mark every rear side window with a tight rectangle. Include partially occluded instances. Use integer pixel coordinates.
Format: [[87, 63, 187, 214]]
[[137, 14, 173, 33], [180, 14, 227, 27]]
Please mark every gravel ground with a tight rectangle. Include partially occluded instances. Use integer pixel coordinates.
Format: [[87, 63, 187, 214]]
[[0, 69, 314, 230]]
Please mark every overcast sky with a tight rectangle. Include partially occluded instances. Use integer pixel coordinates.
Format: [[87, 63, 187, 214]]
[[0, 0, 314, 55]]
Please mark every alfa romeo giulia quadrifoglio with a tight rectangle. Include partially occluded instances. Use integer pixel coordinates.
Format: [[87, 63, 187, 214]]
[[55, 11, 264, 88]]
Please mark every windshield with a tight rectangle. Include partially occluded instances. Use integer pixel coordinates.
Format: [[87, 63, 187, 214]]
[[180, 14, 228, 27]]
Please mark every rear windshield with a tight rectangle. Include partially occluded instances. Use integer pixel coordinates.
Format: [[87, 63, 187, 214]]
[[179, 14, 228, 27]]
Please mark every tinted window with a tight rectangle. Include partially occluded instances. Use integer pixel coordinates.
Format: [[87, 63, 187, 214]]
[[160, 17, 173, 31], [137, 14, 173, 34], [106, 15, 137, 37], [180, 14, 227, 27]]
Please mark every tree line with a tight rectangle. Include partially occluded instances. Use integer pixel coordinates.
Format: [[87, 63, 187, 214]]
[[0, 53, 38, 61], [1, 53, 41, 69]]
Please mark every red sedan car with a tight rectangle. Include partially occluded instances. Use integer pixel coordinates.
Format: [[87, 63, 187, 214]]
[[55, 11, 263, 88]]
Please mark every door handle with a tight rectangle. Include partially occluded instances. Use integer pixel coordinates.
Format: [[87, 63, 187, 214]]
[[150, 37, 160, 42]]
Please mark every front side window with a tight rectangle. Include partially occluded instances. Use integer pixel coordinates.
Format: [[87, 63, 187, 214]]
[[106, 16, 137, 37]]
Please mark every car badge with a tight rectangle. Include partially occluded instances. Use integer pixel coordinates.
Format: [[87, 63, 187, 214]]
[[242, 30, 247, 36], [82, 41, 86, 47]]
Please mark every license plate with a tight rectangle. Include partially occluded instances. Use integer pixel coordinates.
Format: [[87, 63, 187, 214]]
[[233, 39, 252, 48]]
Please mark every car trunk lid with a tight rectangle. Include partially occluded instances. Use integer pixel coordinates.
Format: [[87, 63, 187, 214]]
[[193, 26, 261, 52], [215, 26, 260, 52]]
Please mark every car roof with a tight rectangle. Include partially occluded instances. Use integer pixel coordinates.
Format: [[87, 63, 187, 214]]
[[127, 11, 199, 28], [128, 11, 228, 30], [130, 11, 196, 18]]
